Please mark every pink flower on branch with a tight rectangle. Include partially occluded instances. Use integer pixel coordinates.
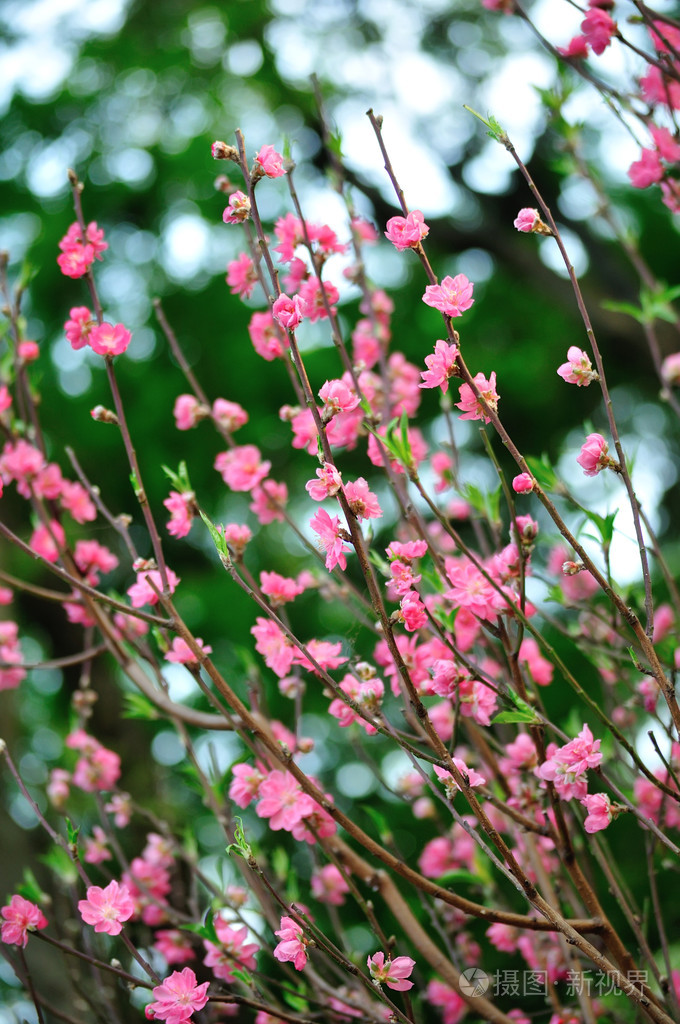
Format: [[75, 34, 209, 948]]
[[512, 473, 534, 494], [127, 568, 180, 608], [456, 371, 499, 423], [305, 463, 343, 500], [514, 207, 539, 232], [581, 792, 613, 833], [343, 477, 383, 521], [148, 967, 210, 1024], [273, 916, 308, 970], [420, 340, 460, 393], [215, 445, 271, 492], [367, 951, 415, 991], [581, 7, 617, 54], [272, 292, 305, 330], [165, 636, 212, 665], [319, 378, 360, 416], [422, 274, 474, 318], [1, 895, 48, 947], [78, 880, 134, 936], [65, 307, 95, 349], [89, 322, 132, 357], [255, 144, 286, 178], [222, 190, 251, 224], [628, 148, 664, 189], [557, 346, 598, 386], [256, 771, 316, 832], [576, 433, 617, 476], [384, 210, 429, 251], [310, 507, 351, 571]]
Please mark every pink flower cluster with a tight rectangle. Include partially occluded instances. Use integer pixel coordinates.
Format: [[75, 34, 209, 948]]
[[0, 620, 26, 691], [66, 728, 121, 792], [229, 763, 336, 845], [64, 306, 132, 357], [328, 672, 384, 734], [57, 221, 107, 278], [422, 274, 474, 318], [367, 950, 415, 990], [273, 916, 308, 970], [203, 916, 259, 982], [535, 723, 602, 801]]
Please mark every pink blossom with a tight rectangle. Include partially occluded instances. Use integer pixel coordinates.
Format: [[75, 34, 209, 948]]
[[445, 560, 505, 620], [581, 7, 617, 54], [319, 378, 360, 415], [222, 522, 252, 556], [458, 677, 498, 727], [222, 190, 251, 224], [311, 864, 350, 905], [310, 507, 351, 571], [456, 371, 499, 423], [282, 256, 308, 293], [328, 673, 384, 735], [203, 919, 259, 981], [226, 252, 258, 298], [72, 744, 121, 792], [399, 591, 427, 632], [89, 322, 132, 357], [105, 792, 132, 827], [0, 385, 11, 414], [260, 571, 305, 606], [30, 520, 65, 563], [628, 148, 664, 189], [343, 477, 382, 521], [422, 274, 474, 318], [352, 216, 379, 243], [57, 221, 106, 278], [33, 462, 63, 500], [229, 762, 265, 809], [83, 825, 113, 865], [272, 292, 305, 329], [384, 210, 429, 251], [212, 398, 248, 433], [163, 491, 194, 538], [305, 463, 343, 500], [557, 346, 598, 385], [255, 144, 286, 177], [298, 277, 339, 321], [426, 979, 467, 1024], [123, 857, 171, 925], [215, 445, 271, 491], [487, 922, 520, 953], [649, 19, 680, 53], [650, 125, 680, 162], [558, 35, 590, 58], [273, 916, 308, 970], [292, 638, 347, 674], [78, 880, 134, 936], [512, 472, 534, 493], [581, 792, 612, 833], [60, 480, 97, 523], [420, 339, 459, 392], [273, 212, 305, 262], [250, 479, 288, 523], [47, 768, 71, 808], [536, 724, 602, 800], [514, 208, 539, 232], [65, 307, 95, 349], [127, 568, 180, 608], [1, 895, 48, 947], [173, 394, 207, 430], [367, 951, 415, 991], [154, 930, 196, 966], [519, 637, 553, 686], [148, 967, 210, 1024], [256, 771, 316, 831], [434, 757, 486, 792], [640, 65, 680, 110], [576, 432, 613, 476], [251, 617, 295, 678], [165, 636, 212, 665], [57, 245, 95, 278]]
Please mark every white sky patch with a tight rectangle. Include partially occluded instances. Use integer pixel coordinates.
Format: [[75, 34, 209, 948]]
[[160, 211, 213, 282]]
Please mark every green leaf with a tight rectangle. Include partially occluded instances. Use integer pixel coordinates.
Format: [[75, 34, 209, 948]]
[[231, 967, 253, 985], [199, 511, 232, 569], [161, 460, 192, 493], [16, 868, 46, 904], [226, 817, 252, 859], [460, 482, 501, 526], [39, 846, 78, 885], [493, 709, 540, 724], [122, 692, 160, 720], [435, 869, 480, 886], [362, 803, 392, 841], [525, 453, 559, 491], [272, 847, 289, 878], [66, 817, 80, 848], [180, 909, 219, 944]]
